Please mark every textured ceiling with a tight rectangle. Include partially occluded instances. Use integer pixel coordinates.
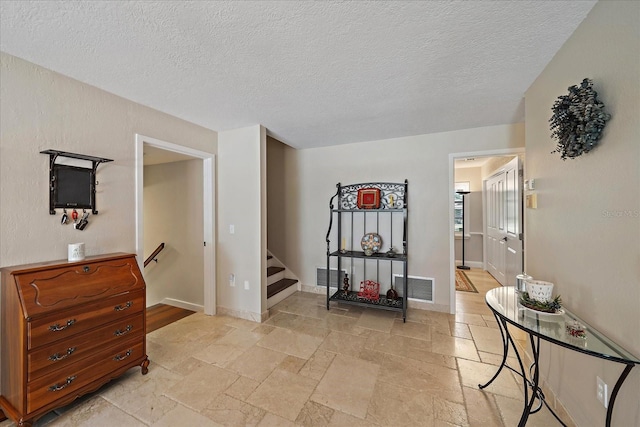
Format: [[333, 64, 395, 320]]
[[0, 1, 596, 149]]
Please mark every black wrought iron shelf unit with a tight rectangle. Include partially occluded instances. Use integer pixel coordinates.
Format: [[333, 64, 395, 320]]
[[325, 180, 409, 321]]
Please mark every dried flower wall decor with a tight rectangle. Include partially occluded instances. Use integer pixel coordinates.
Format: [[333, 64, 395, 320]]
[[549, 78, 611, 160]]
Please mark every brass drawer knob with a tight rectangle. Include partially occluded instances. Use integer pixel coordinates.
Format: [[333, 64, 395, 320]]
[[48, 375, 77, 392], [113, 349, 133, 362], [48, 347, 76, 362], [48, 319, 76, 332], [114, 325, 133, 337], [114, 301, 133, 312]]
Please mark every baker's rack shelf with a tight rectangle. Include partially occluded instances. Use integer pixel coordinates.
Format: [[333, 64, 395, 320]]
[[325, 180, 409, 321]]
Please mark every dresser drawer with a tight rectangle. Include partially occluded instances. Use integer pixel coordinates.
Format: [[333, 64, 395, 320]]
[[28, 290, 144, 350], [28, 313, 145, 381], [16, 256, 144, 318], [1, 253, 148, 426], [27, 340, 144, 414]]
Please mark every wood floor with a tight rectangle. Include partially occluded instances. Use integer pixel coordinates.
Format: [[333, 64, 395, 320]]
[[455, 267, 502, 316], [146, 303, 196, 333]]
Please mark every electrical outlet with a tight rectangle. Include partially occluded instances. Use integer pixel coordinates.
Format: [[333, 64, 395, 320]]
[[244, 280, 250, 290], [596, 376, 608, 408], [229, 274, 235, 287]]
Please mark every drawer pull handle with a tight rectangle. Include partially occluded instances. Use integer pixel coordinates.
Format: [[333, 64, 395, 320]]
[[48, 347, 77, 362], [83, 266, 90, 272], [49, 319, 76, 332], [114, 301, 133, 311], [114, 325, 133, 336], [48, 375, 77, 392], [113, 349, 133, 362]]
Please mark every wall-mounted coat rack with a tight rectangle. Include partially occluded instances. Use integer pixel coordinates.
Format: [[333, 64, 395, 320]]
[[41, 149, 113, 215]]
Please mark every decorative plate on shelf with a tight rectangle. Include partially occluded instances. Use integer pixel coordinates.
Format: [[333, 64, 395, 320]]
[[357, 188, 381, 209], [361, 233, 382, 255]]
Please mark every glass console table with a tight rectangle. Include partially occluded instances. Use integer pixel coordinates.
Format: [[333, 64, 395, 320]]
[[481, 286, 639, 427]]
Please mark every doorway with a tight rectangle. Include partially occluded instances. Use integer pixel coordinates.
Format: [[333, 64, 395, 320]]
[[135, 134, 216, 315], [449, 149, 524, 313]]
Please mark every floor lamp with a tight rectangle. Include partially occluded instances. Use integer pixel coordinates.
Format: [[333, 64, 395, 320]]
[[456, 191, 470, 270]]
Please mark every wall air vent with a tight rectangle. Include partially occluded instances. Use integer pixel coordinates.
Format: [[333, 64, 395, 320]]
[[316, 267, 347, 288], [393, 275, 434, 303]]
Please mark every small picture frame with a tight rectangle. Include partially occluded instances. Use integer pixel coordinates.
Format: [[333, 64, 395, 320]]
[[357, 188, 381, 209]]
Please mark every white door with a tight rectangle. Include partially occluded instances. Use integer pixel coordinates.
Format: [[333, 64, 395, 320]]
[[486, 172, 507, 285], [504, 157, 523, 288], [485, 157, 523, 287]]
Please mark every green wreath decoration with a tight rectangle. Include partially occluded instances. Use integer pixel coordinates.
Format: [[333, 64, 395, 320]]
[[549, 78, 611, 160]]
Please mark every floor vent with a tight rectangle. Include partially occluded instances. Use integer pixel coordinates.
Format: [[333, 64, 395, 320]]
[[393, 275, 434, 303], [316, 267, 347, 288]]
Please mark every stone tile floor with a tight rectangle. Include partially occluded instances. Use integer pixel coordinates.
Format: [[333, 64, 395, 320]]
[[1, 269, 570, 426]]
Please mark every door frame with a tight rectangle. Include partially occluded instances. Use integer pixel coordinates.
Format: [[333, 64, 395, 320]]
[[135, 134, 217, 315], [448, 148, 524, 313]]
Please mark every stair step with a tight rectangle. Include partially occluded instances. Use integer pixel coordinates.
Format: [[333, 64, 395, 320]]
[[267, 266, 284, 277], [267, 278, 298, 299]]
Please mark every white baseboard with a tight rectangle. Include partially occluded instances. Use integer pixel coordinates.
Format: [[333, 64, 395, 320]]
[[408, 299, 450, 313], [216, 306, 262, 323], [160, 298, 204, 312], [455, 260, 483, 269]]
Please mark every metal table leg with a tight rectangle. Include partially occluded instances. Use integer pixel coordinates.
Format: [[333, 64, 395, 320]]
[[516, 333, 566, 427], [479, 313, 510, 389], [606, 364, 634, 427], [480, 315, 568, 426]]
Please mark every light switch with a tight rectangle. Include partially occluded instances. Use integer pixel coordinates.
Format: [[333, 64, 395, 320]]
[[229, 224, 235, 234]]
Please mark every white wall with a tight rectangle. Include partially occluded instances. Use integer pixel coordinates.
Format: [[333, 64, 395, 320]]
[[0, 51, 217, 391], [525, 1, 639, 425], [144, 160, 204, 308], [0, 52, 217, 268], [285, 124, 524, 312], [217, 125, 267, 321]]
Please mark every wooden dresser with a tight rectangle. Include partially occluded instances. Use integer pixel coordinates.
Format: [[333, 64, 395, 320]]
[[0, 253, 149, 427]]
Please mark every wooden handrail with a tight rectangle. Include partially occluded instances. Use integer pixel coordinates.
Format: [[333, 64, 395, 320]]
[[144, 243, 165, 267]]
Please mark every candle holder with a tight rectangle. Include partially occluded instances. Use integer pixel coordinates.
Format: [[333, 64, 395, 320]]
[[340, 237, 347, 254]]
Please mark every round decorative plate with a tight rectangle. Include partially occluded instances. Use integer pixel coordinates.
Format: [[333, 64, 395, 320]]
[[361, 233, 382, 254]]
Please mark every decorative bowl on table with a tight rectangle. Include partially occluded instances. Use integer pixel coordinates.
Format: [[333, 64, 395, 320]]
[[525, 279, 554, 303], [519, 291, 563, 314]]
